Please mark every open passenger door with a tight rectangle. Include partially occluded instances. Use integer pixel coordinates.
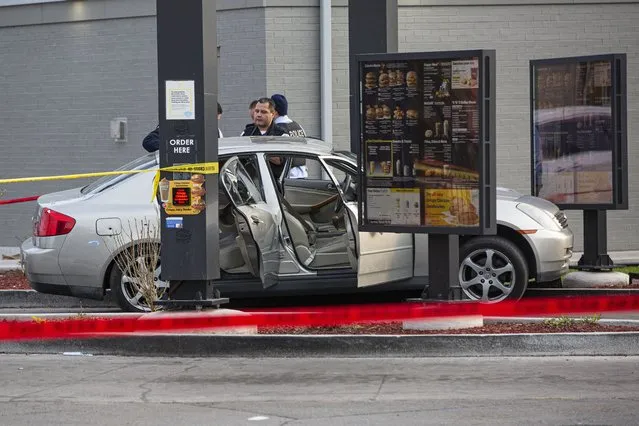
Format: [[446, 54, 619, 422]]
[[343, 204, 413, 287], [320, 157, 414, 287], [220, 157, 279, 287]]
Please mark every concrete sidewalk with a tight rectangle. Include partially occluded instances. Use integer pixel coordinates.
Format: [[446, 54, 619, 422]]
[[0, 246, 21, 272], [2, 332, 639, 357]]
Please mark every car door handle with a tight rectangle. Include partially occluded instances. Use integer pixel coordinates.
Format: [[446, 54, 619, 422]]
[[326, 183, 334, 190], [251, 215, 263, 224]]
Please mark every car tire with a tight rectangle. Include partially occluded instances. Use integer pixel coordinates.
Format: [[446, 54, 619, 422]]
[[458, 236, 528, 303], [109, 251, 166, 313]]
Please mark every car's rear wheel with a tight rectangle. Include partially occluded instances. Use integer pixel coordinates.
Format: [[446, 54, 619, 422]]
[[458, 236, 528, 303], [109, 253, 168, 312]]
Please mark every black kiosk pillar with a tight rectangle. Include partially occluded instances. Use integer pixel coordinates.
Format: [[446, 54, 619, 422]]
[[156, 0, 226, 309], [348, 0, 398, 154]]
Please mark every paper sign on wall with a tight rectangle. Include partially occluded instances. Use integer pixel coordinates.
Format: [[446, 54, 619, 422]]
[[165, 80, 195, 120]]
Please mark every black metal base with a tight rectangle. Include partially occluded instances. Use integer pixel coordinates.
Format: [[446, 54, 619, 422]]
[[157, 279, 229, 311], [155, 298, 229, 311], [421, 234, 462, 301], [577, 210, 614, 271], [577, 255, 614, 271]]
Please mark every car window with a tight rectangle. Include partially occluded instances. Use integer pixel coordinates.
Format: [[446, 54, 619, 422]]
[[222, 157, 264, 206], [81, 152, 158, 194], [324, 159, 358, 201]]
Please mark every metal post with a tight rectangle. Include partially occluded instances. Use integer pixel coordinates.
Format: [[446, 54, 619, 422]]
[[424, 235, 460, 300], [156, 0, 226, 309], [578, 209, 613, 270], [348, 0, 398, 154]]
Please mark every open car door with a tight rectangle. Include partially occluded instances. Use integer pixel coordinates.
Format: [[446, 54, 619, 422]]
[[220, 156, 279, 287], [343, 203, 414, 287], [320, 157, 414, 287]]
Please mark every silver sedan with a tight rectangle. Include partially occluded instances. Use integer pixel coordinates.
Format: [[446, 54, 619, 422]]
[[21, 137, 573, 311]]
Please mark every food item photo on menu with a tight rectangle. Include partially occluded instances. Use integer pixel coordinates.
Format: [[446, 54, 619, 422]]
[[406, 109, 419, 120], [366, 105, 376, 120], [406, 71, 418, 88], [365, 72, 377, 89], [379, 71, 390, 88], [388, 70, 397, 86], [393, 106, 404, 120], [382, 104, 392, 119], [449, 195, 479, 225], [190, 174, 205, 184]]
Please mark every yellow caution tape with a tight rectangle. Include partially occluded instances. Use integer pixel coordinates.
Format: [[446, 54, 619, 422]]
[[0, 162, 219, 203]]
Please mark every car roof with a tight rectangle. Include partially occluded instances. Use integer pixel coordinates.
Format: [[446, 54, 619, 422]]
[[218, 136, 334, 156]]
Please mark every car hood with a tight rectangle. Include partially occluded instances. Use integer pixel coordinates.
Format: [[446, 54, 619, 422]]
[[516, 194, 560, 214], [496, 186, 560, 213], [496, 186, 523, 201]]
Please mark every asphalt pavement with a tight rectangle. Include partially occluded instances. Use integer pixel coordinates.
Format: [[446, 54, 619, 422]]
[[0, 354, 637, 425]]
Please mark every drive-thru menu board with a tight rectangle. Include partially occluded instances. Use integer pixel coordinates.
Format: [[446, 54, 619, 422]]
[[357, 50, 496, 234], [530, 54, 627, 210]]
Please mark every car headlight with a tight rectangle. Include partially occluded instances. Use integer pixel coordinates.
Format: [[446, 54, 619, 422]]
[[516, 203, 561, 231]]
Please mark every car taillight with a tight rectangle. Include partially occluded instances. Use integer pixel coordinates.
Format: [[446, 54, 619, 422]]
[[35, 208, 76, 237]]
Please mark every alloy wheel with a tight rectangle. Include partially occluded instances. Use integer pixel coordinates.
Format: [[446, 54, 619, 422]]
[[458, 248, 516, 302], [120, 258, 168, 312]]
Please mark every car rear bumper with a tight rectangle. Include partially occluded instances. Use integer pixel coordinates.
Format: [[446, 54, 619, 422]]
[[21, 238, 105, 300], [21, 238, 67, 287], [529, 228, 573, 282]]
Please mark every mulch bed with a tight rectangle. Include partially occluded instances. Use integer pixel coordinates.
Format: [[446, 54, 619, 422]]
[[259, 322, 639, 335], [0, 271, 31, 290]]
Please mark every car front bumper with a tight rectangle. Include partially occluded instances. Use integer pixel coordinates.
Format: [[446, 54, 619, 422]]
[[527, 228, 573, 282]]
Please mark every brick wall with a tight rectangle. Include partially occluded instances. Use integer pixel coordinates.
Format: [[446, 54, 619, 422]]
[[0, 3, 268, 246], [1, 0, 637, 252], [0, 17, 159, 246], [396, 1, 639, 251], [218, 7, 267, 137], [331, 3, 351, 148], [264, 6, 321, 138]]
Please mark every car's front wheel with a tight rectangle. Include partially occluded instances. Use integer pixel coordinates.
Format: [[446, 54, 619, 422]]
[[458, 236, 528, 303], [109, 253, 168, 312]]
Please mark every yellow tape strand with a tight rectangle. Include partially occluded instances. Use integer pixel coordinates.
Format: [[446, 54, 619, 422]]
[[0, 162, 219, 185], [0, 162, 219, 203]]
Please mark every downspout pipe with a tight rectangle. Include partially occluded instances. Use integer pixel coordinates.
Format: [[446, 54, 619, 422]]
[[320, 0, 333, 146]]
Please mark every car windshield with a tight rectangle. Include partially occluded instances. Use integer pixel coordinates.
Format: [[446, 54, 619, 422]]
[[80, 152, 158, 194]]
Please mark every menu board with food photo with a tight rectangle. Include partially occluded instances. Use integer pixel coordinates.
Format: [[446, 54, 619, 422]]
[[161, 173, 207, 215], [366, 187, 421, 226], [425, 188, 479, 227], [358, 50, 495, 233], [531, 55, 626, 208], [365, 140, 393, 177]]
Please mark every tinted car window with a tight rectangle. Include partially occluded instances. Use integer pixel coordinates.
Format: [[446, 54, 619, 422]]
[[81, 153, 158, 195]]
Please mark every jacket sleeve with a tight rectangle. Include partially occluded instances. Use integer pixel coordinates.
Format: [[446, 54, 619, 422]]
[[142, 125, 160, 152]]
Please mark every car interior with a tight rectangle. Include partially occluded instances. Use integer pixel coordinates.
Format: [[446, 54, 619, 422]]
[[216, 153, 357, 278], [270, 155, 351, 269]]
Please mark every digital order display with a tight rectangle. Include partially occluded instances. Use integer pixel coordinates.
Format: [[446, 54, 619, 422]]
[[172, 187, 191, 206]]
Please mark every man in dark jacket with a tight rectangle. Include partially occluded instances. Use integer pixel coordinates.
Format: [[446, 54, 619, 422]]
[[143, 102, 224, 152], [241, 97, 289, 137], [142, 125, 160, 152]]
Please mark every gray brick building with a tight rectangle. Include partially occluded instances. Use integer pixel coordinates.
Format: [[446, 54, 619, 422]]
[[0, 0, 637, 254]]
